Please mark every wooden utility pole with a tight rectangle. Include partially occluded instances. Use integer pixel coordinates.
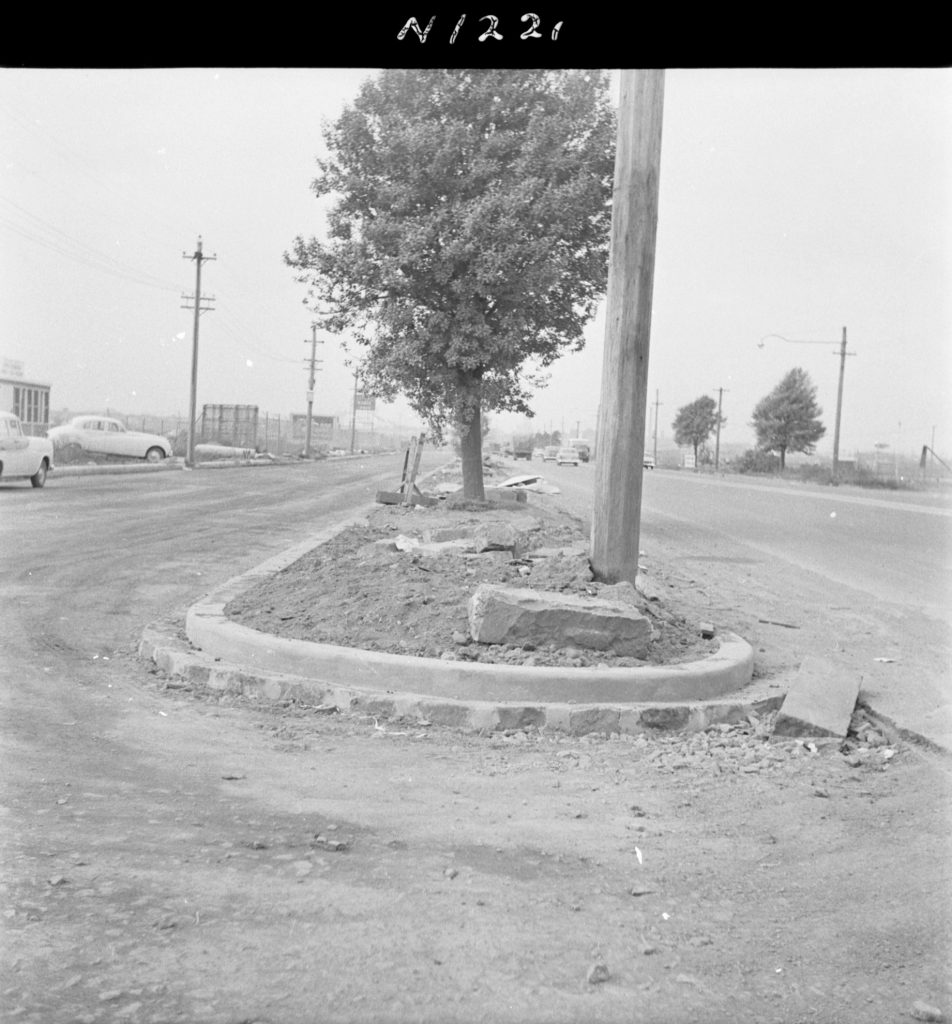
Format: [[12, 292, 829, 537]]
[[591, 70, 665, 584], [831, 326, 848, 480], [651, 389, 662, 465], [349, 371, 358, 454], [713, 387, 728, 470], [181, 237, 215, 468], [303, 324, 323, 458]]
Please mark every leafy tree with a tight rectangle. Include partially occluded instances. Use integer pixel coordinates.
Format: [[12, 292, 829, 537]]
[[751, 367, 825, 470], [285, 69, 615, 499], [672, 395, 723, 470], [530, 430, 561, 449]]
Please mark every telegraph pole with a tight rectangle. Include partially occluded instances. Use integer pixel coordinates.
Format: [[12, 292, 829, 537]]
[[591, 69, 665, 583], [181, 237, 216, 468], [831, 326, 848, 479], [651, 389, 662, 465], [349, 371, 359, 454], [713, 387, 728, 471], [303, 324, 323, 458]]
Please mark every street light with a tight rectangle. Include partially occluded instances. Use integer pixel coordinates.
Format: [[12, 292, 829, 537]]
[[758, 328, 855, 481]]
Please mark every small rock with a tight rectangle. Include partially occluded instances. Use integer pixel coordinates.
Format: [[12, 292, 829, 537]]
[[444, 867, 458, 880], [586, 962, 610, 985], [98, 991, 123, 1003], [451, 631, 469, 645], [911, 1000, 945, 1022]]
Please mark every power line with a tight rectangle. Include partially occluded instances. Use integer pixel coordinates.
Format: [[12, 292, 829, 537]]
[[0, 203, 181, 292]]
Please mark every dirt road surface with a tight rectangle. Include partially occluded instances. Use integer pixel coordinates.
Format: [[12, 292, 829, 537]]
[[2, 459, 950, 1024]]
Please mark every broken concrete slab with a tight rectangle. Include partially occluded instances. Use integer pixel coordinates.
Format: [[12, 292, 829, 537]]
[[498, 474, 543, 488], [771, 656, 861, 740], [597, 580, 640, 608], [468, 583, 651, 657], [393, 534, 473, 556], [483, 486, 528, 503], [472, 521, 529, 556], [424, 526, 474, 544], [375, 489, 439, 507], [635, 573, 665, 602]]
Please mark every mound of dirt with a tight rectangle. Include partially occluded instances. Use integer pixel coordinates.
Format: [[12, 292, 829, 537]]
[[225, 493, 719, 669]]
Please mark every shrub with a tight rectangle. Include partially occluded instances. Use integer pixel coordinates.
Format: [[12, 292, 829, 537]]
[[737, 448, 780, 474]]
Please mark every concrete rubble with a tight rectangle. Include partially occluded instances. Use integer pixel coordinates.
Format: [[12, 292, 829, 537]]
[[771, 656, 861, 740], [468, 583, 652, 656]]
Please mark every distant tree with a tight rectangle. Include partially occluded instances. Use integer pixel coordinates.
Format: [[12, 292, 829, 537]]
[[672, 395, 723, 470], [285, 68, 615, 500], [530, 430, 561, 449], [751, 367, 825, 470]]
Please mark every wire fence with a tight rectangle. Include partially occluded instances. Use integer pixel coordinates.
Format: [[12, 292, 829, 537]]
[[121, 413, 407, 457]]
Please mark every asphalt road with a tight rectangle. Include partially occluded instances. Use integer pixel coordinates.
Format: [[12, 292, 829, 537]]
[[541, 462, 952, 624], [534, 461, 952, 747], [2, 455, 950, 1023], [0, 454, 449, 1022]]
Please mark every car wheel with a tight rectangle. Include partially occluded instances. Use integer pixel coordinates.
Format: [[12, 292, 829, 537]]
[[145, 447, 165, 463], [30, 461, 48, 488]]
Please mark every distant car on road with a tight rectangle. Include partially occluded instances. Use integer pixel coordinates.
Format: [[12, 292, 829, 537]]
[[542, 446, 559, 462], [513, 446, 533, 461], [567, 439, 591, 462], [556, 447, 580, 466], [0, 412, 54, 487], [532, 448, 545, 460], [48, 416, 173, 462], [643, 454, 656, 469]]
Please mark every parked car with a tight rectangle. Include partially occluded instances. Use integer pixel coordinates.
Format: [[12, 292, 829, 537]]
[[542, 446, 559, 462], [643, 454, 656, 469], [532, 447, 545, 460], [48, 416, 173, 462], [513, 446, 533, 461], [556, 447, 580, 466], [0, 412, 54, 487]]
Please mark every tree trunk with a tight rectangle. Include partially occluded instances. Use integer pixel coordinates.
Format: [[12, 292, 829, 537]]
[[458, 397, 485, 502], [693, 441, 699, 470], [779, 446, 787, 472]]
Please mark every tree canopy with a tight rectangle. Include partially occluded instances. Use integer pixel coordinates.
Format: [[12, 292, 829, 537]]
[[751, 367, 826, 470], [285, 68, 615, 498], [672, 395, 722, 468]]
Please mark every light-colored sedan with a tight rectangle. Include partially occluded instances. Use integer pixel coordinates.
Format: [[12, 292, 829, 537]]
[[556, 447, 580, 466], [48, 416, 173, 462], [0, 412, 54, 487]]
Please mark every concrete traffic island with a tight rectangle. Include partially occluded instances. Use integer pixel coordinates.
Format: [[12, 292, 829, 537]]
[[136, 508, 795, 738]]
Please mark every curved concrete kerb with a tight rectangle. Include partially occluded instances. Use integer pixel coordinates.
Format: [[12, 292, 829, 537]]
[[184, 507, 755, 705]]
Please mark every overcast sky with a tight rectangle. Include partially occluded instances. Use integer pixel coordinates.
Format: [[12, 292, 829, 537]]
[[1, 67, 949, 457]]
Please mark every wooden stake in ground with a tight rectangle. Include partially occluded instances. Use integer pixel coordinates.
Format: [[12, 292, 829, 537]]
[[590, 69, 665, 584]]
